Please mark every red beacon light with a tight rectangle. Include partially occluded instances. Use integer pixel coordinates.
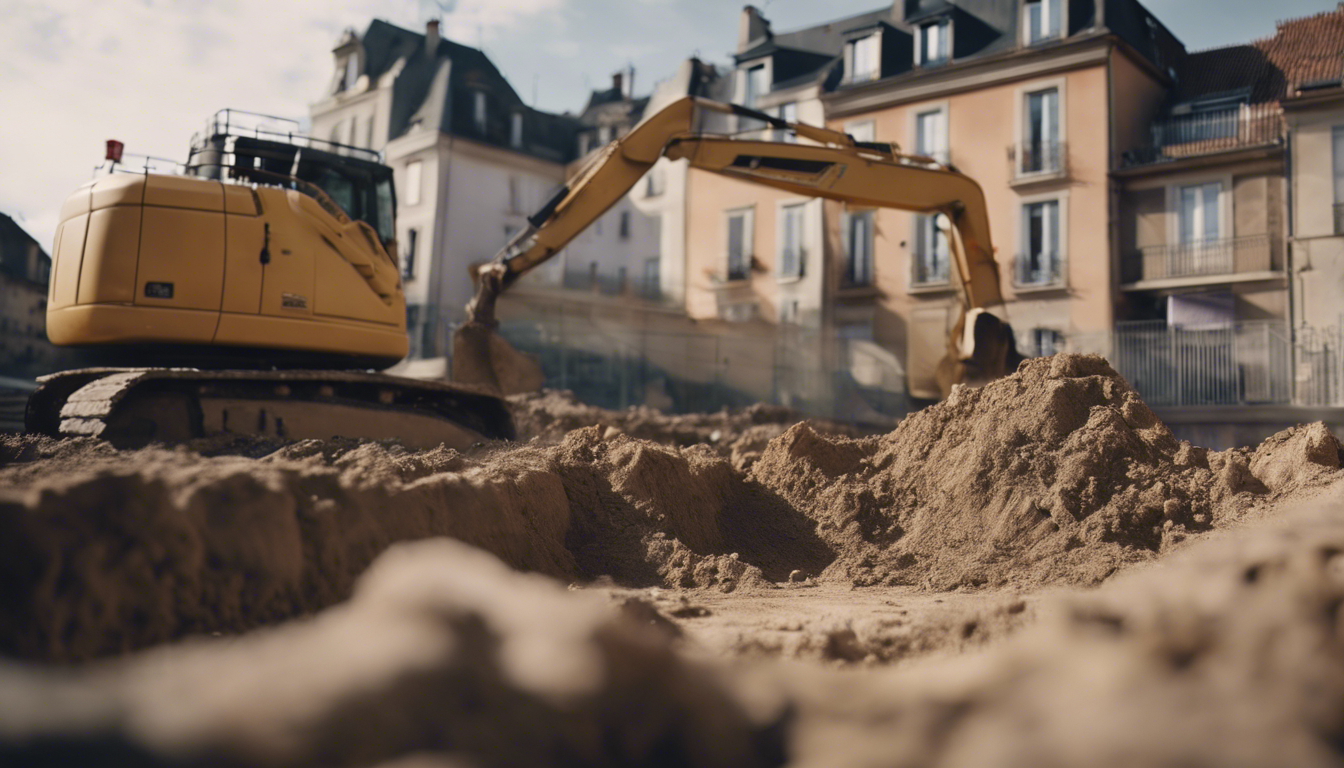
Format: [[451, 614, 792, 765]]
[[105, 139, 125, 163]]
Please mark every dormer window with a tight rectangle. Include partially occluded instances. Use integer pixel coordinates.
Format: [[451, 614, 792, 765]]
[[510, 112, 523, 148], [344, 55, 360, 90], [473, 91, 487, 133], [916, 19, 949, 67], [743, 64, 768, 108], [845, 34, 881, 83], [1023, 0, 1062, 45]]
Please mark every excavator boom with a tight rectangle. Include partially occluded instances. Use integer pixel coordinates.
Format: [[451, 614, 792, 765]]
[[456, 96, 1016, 397]]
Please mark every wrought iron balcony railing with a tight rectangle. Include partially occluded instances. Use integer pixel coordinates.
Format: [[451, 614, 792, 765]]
[[1119, 104, 1284, 168], [1127, 234, 1273, 283], [1014, 251, 1062, 287], [1009, 140, 1066, 180]]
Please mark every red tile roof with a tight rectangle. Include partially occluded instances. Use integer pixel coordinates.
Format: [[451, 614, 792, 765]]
[[1174, 5, 1344, 104]]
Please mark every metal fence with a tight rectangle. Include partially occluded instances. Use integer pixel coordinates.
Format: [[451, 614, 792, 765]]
[[495, 317, 909, 421], [1111, 320, 1291, 407]]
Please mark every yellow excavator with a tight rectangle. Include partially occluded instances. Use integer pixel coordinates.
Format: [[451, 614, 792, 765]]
[[29, 99, 1019, 448]]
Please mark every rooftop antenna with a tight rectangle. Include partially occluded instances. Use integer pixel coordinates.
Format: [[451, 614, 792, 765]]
[[532, 73, 539, 107]]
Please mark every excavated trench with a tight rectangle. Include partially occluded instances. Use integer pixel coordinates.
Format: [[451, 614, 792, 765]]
[[3, 354, 1344, 767]]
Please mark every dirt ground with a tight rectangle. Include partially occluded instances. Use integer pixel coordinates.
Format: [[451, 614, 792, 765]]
[[3, 355, 1344, 766]]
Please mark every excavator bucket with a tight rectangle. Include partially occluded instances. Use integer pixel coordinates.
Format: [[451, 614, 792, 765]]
[[451, 270, 545, 395]]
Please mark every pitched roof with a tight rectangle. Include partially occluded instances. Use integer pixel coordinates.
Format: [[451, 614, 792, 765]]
[[360, 20, 578, 162], [1173, 5, 1344, 104]]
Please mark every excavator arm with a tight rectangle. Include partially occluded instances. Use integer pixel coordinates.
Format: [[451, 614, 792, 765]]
[[454, 96, 1016, 396]]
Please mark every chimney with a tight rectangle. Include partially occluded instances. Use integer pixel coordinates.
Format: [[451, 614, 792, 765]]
[[425, 19, 440, 55], [738, 6, 772, 52], [612, 71, 624, 96]]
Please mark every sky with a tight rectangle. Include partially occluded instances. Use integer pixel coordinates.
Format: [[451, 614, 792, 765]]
[[2, 0, 1339, 250]]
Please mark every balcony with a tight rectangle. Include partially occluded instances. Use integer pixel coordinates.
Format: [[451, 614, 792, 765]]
[[910, 255, 950, 288], [1112, 320, 1290, 406], [1014, 251, 1062, 289], [1123, 234, 1276, 287], [1009, 140, 1067, 184], [1120, 104, 1284, 168]]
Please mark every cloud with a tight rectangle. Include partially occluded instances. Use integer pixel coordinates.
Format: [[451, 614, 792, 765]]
[[0, 0, 564, 248]]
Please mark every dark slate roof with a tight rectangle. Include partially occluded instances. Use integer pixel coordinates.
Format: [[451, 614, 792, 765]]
[[768, 6, 893, 57], [361, 19, 578, 162], [1172, 5, 1344, 105]]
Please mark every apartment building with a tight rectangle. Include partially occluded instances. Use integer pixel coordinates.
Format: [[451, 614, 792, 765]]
[[0, 213, 65, 378], [1282, 7, 1344, 408], [310, 20, 577, 359]]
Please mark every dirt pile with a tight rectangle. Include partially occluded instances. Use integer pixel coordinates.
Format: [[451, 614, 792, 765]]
[[749, 354, 1344, 589], [509, 390, 869, 469], [0, 428, 830, 662], [3, 354, 1339, 662], [781, 493, 1344, 767], [8, 492, 1344, 767], [0, 538, 785, 768]]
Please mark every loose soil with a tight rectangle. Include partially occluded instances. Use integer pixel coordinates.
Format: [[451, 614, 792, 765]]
[[3, 354, 1344, 766]]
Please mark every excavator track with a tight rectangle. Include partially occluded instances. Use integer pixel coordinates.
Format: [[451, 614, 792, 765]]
[[27, 368, 514, 450]]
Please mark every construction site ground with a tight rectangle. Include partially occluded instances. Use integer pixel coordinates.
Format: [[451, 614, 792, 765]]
[[4, 354, 1344, 767]]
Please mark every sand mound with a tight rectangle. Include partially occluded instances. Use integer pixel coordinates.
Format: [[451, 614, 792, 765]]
[[750, 354, 1342, 589], [0, 539, 784, 768], [9, 494, 1344, 768], [4, 354, 1339, 662], [1, 428, 830, 661], [509, 390, 870, 468]]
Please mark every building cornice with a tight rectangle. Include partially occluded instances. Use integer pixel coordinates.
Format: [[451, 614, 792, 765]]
[[824, 34, 1113, 117]]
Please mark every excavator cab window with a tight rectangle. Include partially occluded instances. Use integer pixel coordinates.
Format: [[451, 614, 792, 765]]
[[294, 155, 397, 245]]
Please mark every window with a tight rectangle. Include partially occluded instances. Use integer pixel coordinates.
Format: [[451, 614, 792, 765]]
[[1333, 126, 1344, 234], [402, 228, 418, 279], [510, 113, 523, 148], [844, 210, 875, 286], [1177, 182, 1222, 244], [473, 91, 487, 133], [915, 108, 947, 164], [774, 101, 797, 142], [339, 54, 359, 92], [1028, 328, 1064, 357], [779, 299, 800, 324], [645, 166, 665, 196], [1022, 87, 1060, 173], [917, 20, 950, 66], [642, 257, 660, 298], [845, 34, 880, 82], [578, 133, 591, 155], [366, 117, 375, 149], [743, 64, 768, 108], [348, 116, 358, 148], [779, 203, 806, 280], [1023, 0, 1062, 45], [598, 125, 612, 144], [726, 209, 753, 281], [1019, 199, 1061, 285], [508, 176, 521, 214], [913, 213, 950, 285], [619, 210, 631, 239], [404, 161, 422, 207], [846, 120, 875, 143]]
